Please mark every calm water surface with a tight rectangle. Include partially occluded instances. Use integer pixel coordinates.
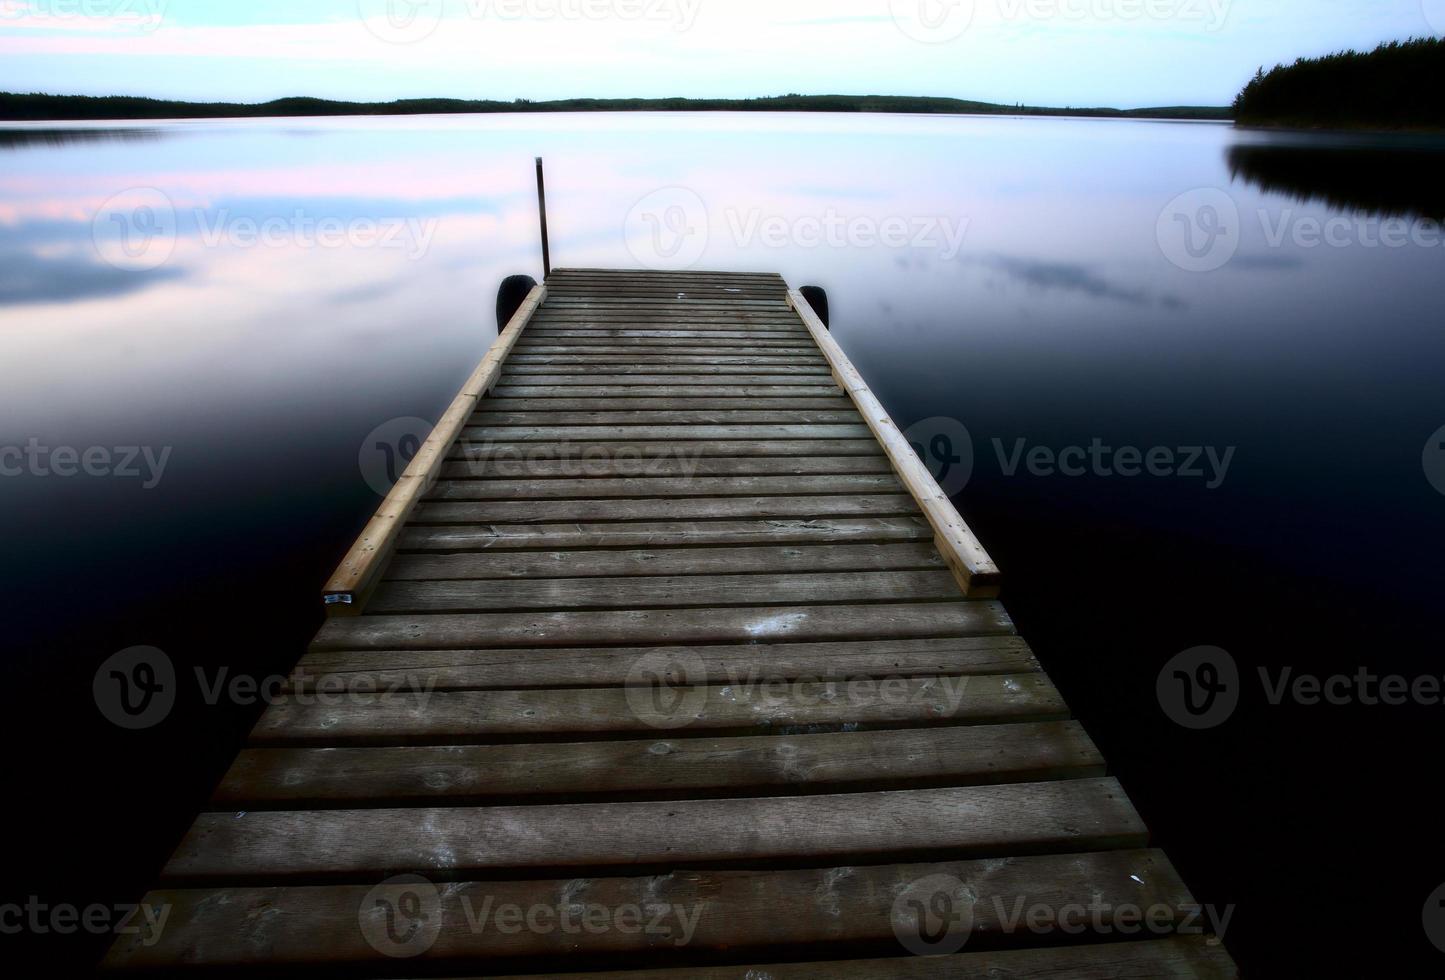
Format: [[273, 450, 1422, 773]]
[[3, 112, 1444, 973]]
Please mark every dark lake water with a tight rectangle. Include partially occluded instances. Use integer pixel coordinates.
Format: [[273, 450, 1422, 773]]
[[3, 112, 1444, 974]]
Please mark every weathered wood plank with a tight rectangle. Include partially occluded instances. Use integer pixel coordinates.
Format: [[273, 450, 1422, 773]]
[[397, 517, 935, 552], [439, 456, 896, 480], [386, 542, 940, 581], [544, 286, 787, 294], [517, 338, 820, 349], [533, 308, 797, 317], [427, 475, 901, 501], [471, 938, 1239, 980], [523, 329, 809, 340], [387, 540, 938, 580], [546, 287, 789, 299], [493, 374, 841, 387], [546, 274, 786, 286], [461, 425, 871, 442], [511, 345, 822, 356], [249, 672, 1064, 745], [369, 569, 963, 614], [507, 354, 827, 366], [163, 779, 1144, 881], [495, 386, 843, 399], [528, 316, 803, 323], [462, 427, 867, 448], [107, 852, 1210, 972], [410, 495, 921, 526], [449, 440, 884, 461], [295, 636, 1038, 693], [216, 722, 1103, 805], [476, 396, 853, 412], [503, 364, 832, 377], [555, 267, 784, 278], [312, 601, 1014, 651], [470, 410, 864, 425], [541, 299, 788, 309]]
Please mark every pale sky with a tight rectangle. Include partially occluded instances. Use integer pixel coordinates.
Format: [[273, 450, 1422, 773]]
[[1, 0, 1441, 108]]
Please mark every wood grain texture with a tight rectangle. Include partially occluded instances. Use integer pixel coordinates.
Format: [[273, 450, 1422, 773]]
[[440, 456, 897, 479], [216, 721, 1103, 805], [476, 396, 853, 411], [367, 569, 964, 614], [385, 542, 943, 580], [448, 439, 884, 461], [426, 475, 904, 501], [461, 424, 871, 442], [472, 938, 1239, 979], [294, 635, 1039, 693], [410, 495, 922, 526], [249, 672, 1064, 745], [494, 385, 848, 399], [396, 517, 937, 551], [110, 853, 1220, 973], [164, 779, 1145, 881], [470, 409, 865, 425], [515, 335, 819, 348], [311, 601, 1014, 650]]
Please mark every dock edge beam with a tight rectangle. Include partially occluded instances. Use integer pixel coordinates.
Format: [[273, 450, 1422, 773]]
[[322, 283, 548, 614], [787, 287, 1002, 599]]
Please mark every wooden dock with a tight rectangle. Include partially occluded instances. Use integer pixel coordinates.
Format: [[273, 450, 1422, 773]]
[[105, 269, 1237, 976]]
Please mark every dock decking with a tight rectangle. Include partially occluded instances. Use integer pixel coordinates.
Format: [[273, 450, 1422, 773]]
[[105, 269, 1237, 976]]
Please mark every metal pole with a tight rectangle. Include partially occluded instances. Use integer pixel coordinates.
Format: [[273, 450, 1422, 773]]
[[535, 156, 551, 280]]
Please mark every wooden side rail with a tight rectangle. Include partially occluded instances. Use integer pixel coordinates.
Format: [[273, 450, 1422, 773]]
[[787, 288, 1002, 598], [322, 284, 547, 613]]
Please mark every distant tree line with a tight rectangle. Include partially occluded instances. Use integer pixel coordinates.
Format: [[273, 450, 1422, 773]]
[[0, 92, 1231, 122], [1233, 37, 1445, 129]]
